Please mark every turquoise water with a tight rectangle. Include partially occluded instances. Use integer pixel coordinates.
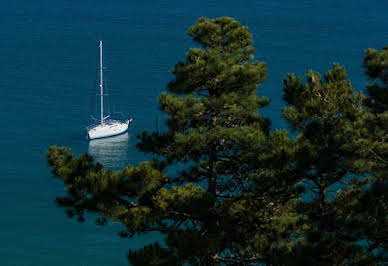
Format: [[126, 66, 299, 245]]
[[1, 1, 387, 265]]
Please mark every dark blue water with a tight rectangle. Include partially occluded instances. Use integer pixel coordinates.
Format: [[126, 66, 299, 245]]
[[1, 0, 387, 265]]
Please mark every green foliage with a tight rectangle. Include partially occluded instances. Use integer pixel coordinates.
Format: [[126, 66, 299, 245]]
[[282, 63, 387, 264], [364, 46, 388, 113], [46, 17, 387, 265], [283, 64, 364, 130], [128, 243, 179, 266]]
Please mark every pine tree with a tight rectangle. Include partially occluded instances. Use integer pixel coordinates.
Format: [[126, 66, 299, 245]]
[[357, 46, 388, 260], [47, 17, 297, 265], [364, 46, 388, 113], [282, 63, 387, 264]]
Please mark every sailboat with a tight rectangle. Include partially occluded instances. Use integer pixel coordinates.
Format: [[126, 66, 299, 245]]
[[87, 40, 132, 140]]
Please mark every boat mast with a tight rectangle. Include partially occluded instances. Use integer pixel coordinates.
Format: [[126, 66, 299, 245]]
[[99, 40, 104, 125]]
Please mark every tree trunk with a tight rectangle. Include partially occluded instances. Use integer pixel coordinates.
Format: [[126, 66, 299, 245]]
[[207, 112, 218, 196], [208, 150, 217, 196]]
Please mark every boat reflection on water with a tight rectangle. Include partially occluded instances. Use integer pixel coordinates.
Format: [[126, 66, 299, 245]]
[[88, 132, 130, 169]]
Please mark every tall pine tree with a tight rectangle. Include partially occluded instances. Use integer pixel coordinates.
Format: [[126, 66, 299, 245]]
[[47, 17, 297, 265]]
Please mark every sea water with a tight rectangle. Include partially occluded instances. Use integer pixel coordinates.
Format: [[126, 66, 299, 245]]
[[1, 0, 387, 265]]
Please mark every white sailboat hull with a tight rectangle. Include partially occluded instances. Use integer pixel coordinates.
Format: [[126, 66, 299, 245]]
[[87, 121, 128, 140]]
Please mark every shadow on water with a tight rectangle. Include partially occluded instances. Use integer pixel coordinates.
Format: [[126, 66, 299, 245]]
[[88, 132, 130, 169]]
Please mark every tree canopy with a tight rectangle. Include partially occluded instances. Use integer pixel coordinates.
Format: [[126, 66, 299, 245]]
[[364, 46, 388, 113], [46, 17, 387, 265], [282, 63, 386, 264]]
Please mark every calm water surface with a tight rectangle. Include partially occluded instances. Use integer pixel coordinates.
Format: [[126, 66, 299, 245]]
[[1, 0, 387, 265]]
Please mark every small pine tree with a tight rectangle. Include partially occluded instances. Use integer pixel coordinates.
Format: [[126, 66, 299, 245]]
[[282, 63, 387, 264], [364, 46, 388, 113]]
